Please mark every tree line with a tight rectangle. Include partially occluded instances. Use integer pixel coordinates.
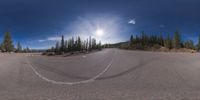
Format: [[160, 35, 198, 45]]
[[0, 32, 31, 53], [47, 35, 102, 54], [129, 31, 200, 51], [1, 31, 200, 53]]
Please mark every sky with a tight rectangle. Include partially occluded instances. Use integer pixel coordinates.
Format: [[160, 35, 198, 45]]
[[0, 0, 200, 49]]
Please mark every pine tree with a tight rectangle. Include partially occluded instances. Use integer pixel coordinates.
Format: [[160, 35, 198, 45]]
[[184, 40, 195, 50], [0, 43, 4, 52], [159, 33, 164, 46], [55, 42, 60, 53], [60, 35, 65, 52], [86, 39, 88, 51], [130, 35, 133, 45], [82, 40, 86, 51], [89, 36, 92, 51], [173, 31, 181, 49], [67, 39, 71, 51], [2, 32, 14, 52], [92, 38, 96, 49], [197, 34, 200, 51], [74, 38, 78, 51], [71, 37, 75, 51], [77, 36, 81, 51], [26, 47, 30, 53], [64, 40, 68, 52], [49, 35, 103, 54], [164, 34, 172, 49], [97, 41, 102, 50], [17, 41, 22, 52], [141, 31, 145, 46], [23, 47, 30, 53], [51, 47, 55, 52]]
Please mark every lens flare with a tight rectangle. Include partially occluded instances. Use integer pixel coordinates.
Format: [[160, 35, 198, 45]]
[[95, 29, 104, 37]]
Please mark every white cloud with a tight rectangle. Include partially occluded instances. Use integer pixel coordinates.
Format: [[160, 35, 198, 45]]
[[47, 36, 61, 41], [38, 40, 46, 42], [38, 36, 61, 42], [128, 18, 136, 24]]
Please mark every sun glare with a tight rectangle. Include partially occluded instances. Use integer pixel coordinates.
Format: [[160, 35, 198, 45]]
[[95, 29, 104, 37]]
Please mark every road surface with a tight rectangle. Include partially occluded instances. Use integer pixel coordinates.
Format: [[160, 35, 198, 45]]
[[0, 49, 200, 100]]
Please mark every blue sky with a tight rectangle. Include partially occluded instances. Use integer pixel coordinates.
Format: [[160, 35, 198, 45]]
[[0, 0, 200, 49]]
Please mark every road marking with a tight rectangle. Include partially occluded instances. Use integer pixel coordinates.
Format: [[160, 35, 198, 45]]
[[25, 52, 115, 85]]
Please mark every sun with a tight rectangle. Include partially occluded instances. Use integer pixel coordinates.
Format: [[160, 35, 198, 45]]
[[95, 29, 104, 37]]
